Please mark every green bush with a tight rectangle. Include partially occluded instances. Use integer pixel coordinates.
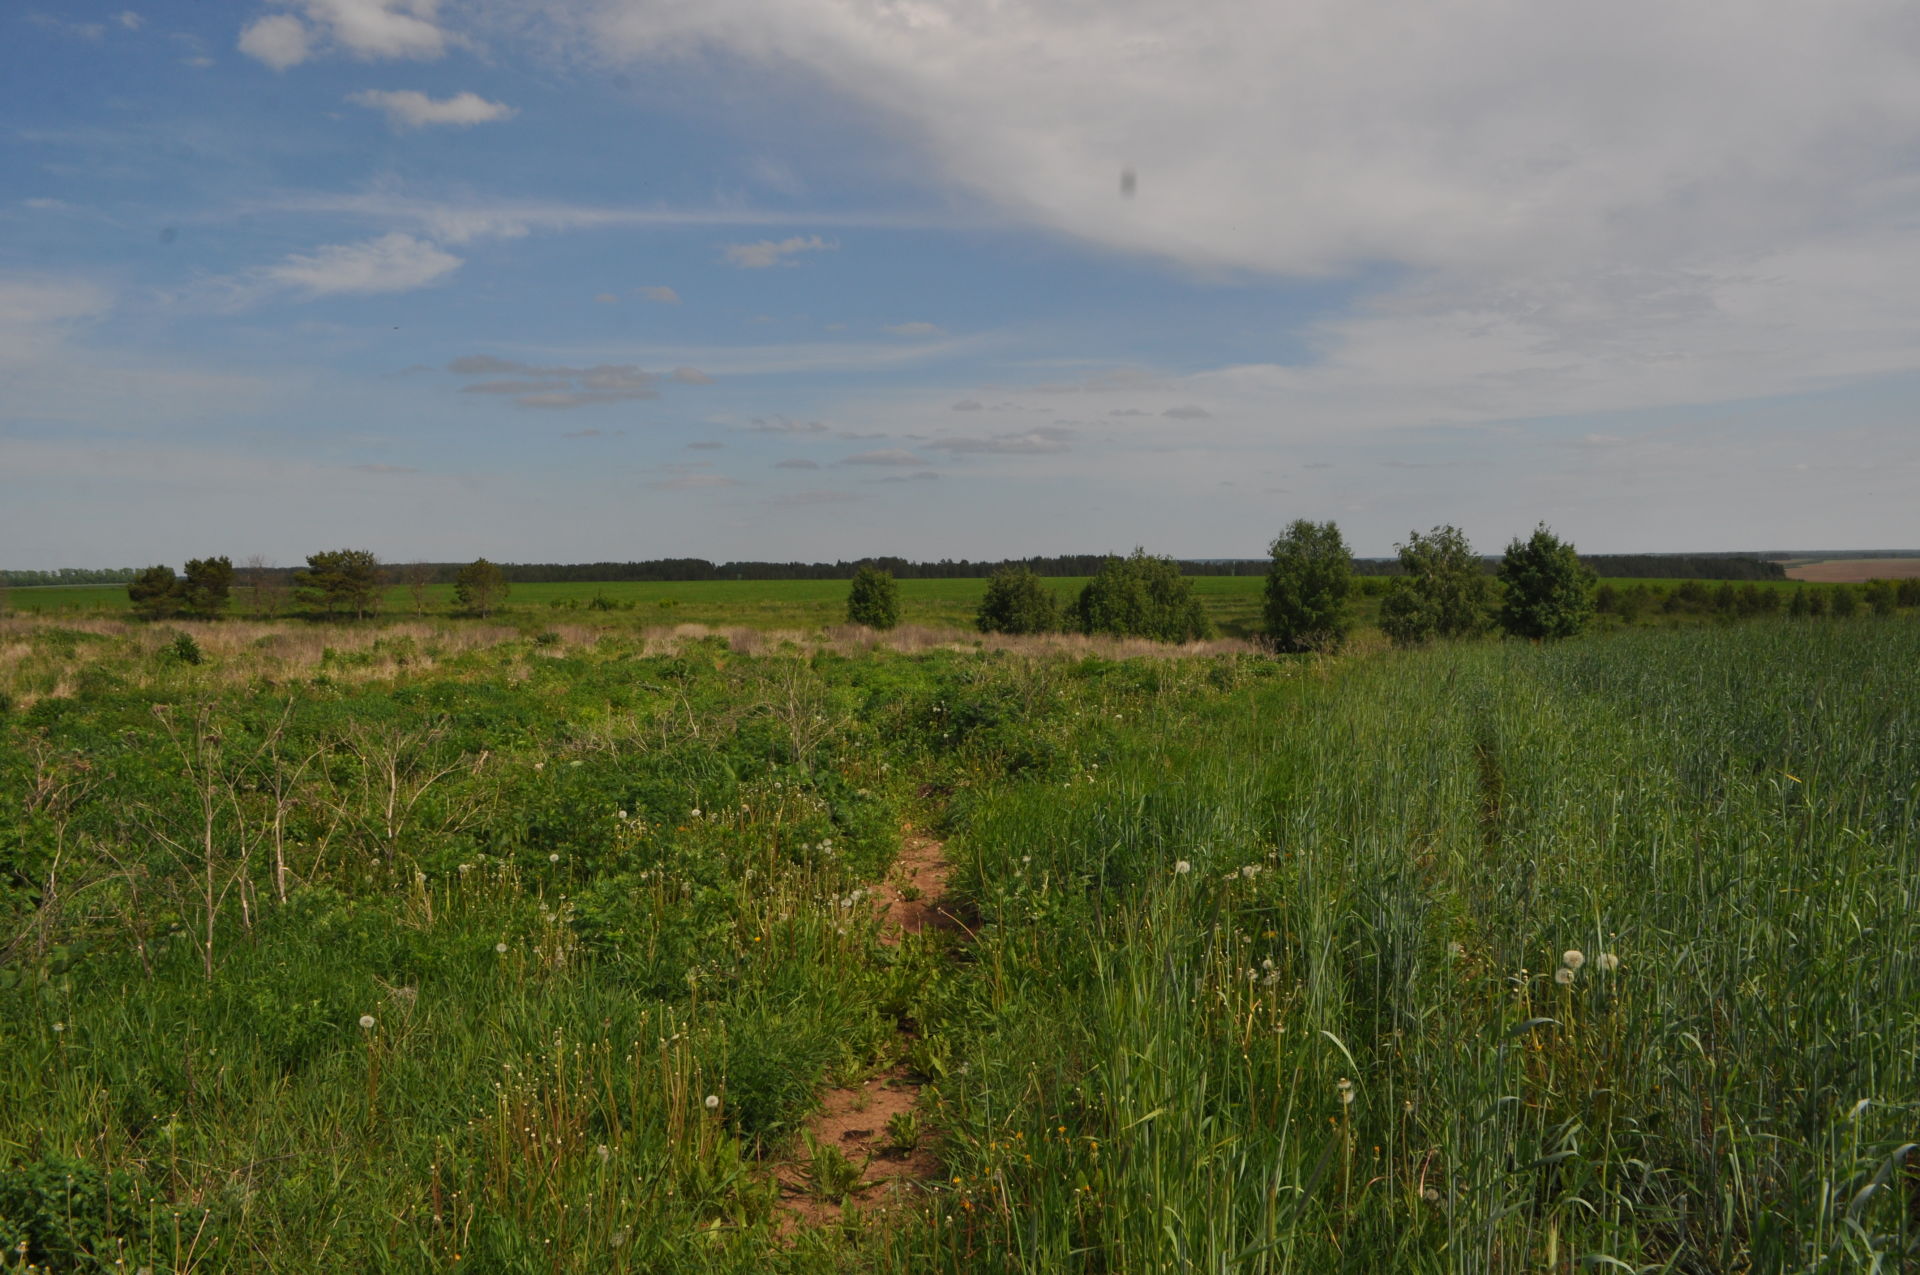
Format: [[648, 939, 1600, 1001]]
[[1379, 525, 1493, 646], [846, 566, 900, 630], [164, 631, 204, 666], [1071, 550, 1213, 643], [1263, 519, 1354, 652], [975, 566, 1059, 635], [1496, 523, 1595, 640]]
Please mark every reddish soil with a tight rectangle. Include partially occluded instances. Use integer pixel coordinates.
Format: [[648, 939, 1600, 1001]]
[[771, 824, 959, 1234], [1786, 557, 1920, 582]]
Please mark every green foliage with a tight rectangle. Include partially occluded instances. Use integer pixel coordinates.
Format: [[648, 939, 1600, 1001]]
[[126, 565, 180, 620], [180, 555, 235, 619], [1496, 523, 1596, 640], [164, 631, 203, 666], [294, 548, 383, 620], [1071, 549, 1214, 643], [0, 1155, 154, 1269], [1263, 519, 1354, 652], [1862, 578, 1897, 616], [974, 565, 1059, 635], [846, 565, 900, 630], [1830, 583, 1860, 617], [1378, 525, 1493, 646], [452, 557, 509, 617]]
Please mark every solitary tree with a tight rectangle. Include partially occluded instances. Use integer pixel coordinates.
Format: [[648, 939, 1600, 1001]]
[[1264, 519, 1354, 652], [398, 561, 438, 615], [242, 556, 288, 619], [128, 565, 181, 620], [846, 565, 900, 629], [180, 556, 235, 620], [1378, 526, 1492, 646], [453, 558, 509, 617], [295, 549, 383, 620], [1496, 524, 1594, 640], [1072, 549, 1213, 643], [976, 565, 1060, 635]]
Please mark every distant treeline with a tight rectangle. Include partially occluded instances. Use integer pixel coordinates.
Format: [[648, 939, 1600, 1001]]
[[0, 567, 138, 586], [0, 552, 1786, 588]]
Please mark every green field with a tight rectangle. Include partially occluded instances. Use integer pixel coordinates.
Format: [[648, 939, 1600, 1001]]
[[1, 573, 1838, 638], [2, 614, 1917, 1271]]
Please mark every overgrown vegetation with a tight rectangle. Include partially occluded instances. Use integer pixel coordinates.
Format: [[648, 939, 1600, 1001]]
[[0, 612, 1916, 1270]]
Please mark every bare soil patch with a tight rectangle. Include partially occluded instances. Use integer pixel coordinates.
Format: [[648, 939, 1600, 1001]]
[[1786, 557, 1920, 582], [771, 824, 961, 1234]]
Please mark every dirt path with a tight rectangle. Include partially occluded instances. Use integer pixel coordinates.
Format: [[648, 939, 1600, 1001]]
[[772, 824, 961, 1232]]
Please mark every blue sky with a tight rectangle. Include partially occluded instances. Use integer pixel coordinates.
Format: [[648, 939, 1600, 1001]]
[[5, 0, 1918, 567]]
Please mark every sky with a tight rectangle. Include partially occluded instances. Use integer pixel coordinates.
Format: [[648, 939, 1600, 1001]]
[[4, 0, 1919, 567]]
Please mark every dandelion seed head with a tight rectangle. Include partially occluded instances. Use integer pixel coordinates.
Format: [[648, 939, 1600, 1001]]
[[617, 810, 628, 820], [52, 1022, 65, 1033], [1562, 949, 1585, 971], [1600, 952, 1620, 972], [495, 942, 508, 954], [358, 1015, 376, 1030], [548, 853, 560, 863], [1174, 860, 1192, 875], [704, 1094, 720, 1110], [1554, 967, 1575, 986]]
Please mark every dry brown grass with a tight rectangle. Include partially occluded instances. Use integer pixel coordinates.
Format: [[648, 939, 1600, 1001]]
[[1785, 557, 1920, 582], [0, 615, 1266, 713]]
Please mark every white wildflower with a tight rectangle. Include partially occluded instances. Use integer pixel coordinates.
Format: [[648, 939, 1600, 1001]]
[[1174, 860, 1192, 875], [1561, 949, 1585, 971], [704, 1094, 720, 1110], [1554, 967, 1575, 986], [495, 942, 508, 954], [359, 1015, 376, 1030], [549, 853, 560, 863], [1336, 1077, 1354, 1105]]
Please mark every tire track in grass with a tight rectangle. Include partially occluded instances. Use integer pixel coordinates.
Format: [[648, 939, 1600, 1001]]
[[773, 824, 966, 1234]]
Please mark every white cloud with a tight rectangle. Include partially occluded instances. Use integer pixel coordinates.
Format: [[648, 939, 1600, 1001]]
[[637, 285, 681, 303], [884, 321, 941, 337], [238, 14, 311, 68], [118, 11, 144, 30], [670, 366, 714, 384], [722, 235, 834, 268], [239, 0, 450, 67], [445, 355, 661, 408], [347, 89, 516, 128], [262, 232, 461, 295], [925, 426, 1074, 455], [26, 14, 105, 39]]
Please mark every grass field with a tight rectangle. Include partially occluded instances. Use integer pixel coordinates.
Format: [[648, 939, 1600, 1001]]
[[2, 614, 1917, 1271], [1, 576, 1283, 638], [0, 574, 1834, 637]]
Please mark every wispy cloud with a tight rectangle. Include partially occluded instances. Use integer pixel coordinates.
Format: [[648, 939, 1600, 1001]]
[[348, 89, 515, 129], [648, 473, 741, 491], [925, 426, 1074, 455], [842, 449, 930, 467], [239, 0, 452, 70], [445, 355, 658, 408], [669, 366, 713, 385], [722, 235, 834, 268], [884, 321, 942, 337], [773, 457, 820, 469], [637, 284, 680, 303], [241, 232, 461, 299]]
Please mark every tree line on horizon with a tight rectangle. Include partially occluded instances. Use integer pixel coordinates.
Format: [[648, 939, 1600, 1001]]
[[4, 551, 1792, 589]]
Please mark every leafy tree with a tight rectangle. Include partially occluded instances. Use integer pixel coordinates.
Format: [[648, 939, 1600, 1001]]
[[1263, 519, 1354, 652], [1787, 586, 1812, 619], [1805, 587, 1830, 618], [453, 558, 509, 617], [1863, 578, 1897, 617], [846, 565, 900, 630], [1829, 584, 1859, 618], [1495, 524, 1595, 640], [1898, 578, 1920, 608], [975, 565, 1059, 635], [180, 556, 235, 619], [242, 556, 288, 619], [127, 565, 181, 620], [295, 549, 384, 620], [1072, 549, 1213, 643], [1378, 526, 1492, 646]]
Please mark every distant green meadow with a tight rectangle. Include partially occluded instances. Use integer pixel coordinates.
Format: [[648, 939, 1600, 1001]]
[[0, 573, 1859, 639]]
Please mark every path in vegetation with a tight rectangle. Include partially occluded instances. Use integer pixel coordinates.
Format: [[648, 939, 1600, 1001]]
[[773, 825, 962, 1232]]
